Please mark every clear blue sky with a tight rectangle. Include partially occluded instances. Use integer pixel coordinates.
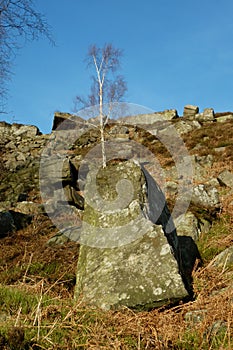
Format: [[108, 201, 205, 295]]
[[3, 0, 233, 133]]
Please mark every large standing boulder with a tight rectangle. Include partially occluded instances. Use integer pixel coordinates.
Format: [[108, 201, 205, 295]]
[[75, 160, 191, 310]]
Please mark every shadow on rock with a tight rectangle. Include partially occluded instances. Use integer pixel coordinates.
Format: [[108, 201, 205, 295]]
[[178, 235, 203, 297]]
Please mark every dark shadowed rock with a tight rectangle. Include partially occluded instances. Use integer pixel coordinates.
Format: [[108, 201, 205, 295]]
[[9, 210, 32, 230], [178, 236, 203, 293], [0, 211, 15, 237], [52, 112, 85, 131], [63, 185, 84, 209]]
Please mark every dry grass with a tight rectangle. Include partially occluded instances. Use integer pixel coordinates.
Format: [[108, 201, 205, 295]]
[[0, 213, 232, 349], [0, 267, 232, 349], [0, 215, 78, 298]]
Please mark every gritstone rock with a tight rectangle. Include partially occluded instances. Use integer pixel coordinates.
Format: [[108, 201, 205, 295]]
[[75, 160, 191, 310]]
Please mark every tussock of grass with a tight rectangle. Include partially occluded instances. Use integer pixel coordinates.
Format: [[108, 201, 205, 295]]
[[197, 215, 233, 263]]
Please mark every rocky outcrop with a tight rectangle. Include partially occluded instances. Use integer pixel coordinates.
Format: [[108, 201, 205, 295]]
[[0, 121, 50, 206], [0, 105, 232, 311], [182, 105, 215, 123], [121, 109, 178, 125]]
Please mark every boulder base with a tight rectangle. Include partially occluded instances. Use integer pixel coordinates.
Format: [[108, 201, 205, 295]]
[[75, 225, 188, 310]]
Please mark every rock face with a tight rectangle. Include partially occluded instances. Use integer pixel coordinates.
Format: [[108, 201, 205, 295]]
[[52, 112, 85, 131], [121, 109, 178, 125], [75, 160, 190, 310]]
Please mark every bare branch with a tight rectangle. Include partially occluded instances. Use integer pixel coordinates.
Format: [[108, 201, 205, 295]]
[[0, 0, 54, 111], [75, 43, 127, 110], [106, 75, 127, 104]]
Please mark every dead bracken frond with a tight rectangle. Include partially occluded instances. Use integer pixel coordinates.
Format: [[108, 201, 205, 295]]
[[0, 215, 232, 349]]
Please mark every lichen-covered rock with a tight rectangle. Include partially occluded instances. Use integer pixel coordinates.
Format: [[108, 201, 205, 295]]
[[216, 114, 233, 123], [75, 160, 189, 310], [15, 201, 44, 215], [175, 120, 202, 135], [213, 246, 233, 268], [175, 212, 200, 241], [217, 170, 233, 188], [192, 184, 220, 209], [75, 225, 188, 310]]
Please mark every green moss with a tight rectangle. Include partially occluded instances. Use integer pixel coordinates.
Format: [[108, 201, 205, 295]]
[[83, 161, 146, 228], [174, 326, 231, 350], [197, 215, 232, 263], [0, 285, 40, 314], [28, 261, 60, 276]]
